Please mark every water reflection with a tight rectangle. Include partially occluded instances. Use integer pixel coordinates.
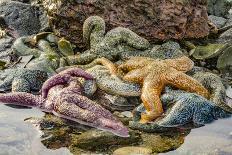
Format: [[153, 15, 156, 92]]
[[0, 104, 71, 155], [0, 104, 231, 155], [162, 117, 232, 155]]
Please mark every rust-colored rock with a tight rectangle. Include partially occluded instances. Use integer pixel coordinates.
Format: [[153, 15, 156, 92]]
[[42, 0, 210, 48]]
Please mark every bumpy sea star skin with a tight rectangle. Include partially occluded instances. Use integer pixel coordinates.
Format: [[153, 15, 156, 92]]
[[0, 68, 129, 137], [0, 69, 48, 92], [193, 72, 232, 113], [119, 56, 210, 123], [130, 91, 231, 130], [57, 58, 141, 97], [41, 67, 94, 99], [66, 16, 150, 65], [158, 91, 231, 127]]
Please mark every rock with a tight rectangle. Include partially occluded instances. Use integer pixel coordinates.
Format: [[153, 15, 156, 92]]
[[93, 90, 137, 112], [0, 1, 49, 37], [141, 132, 186, 153], [217, 45, 232, 73], [207, 0, 232, 17], [218, 28, 232, 43], [226, 86, 232, 99], [208, 15, 227, 28], [224, 15, 232, 27], [192, 43, 229, 60], [42, 0, 211, 47], [121, 111, 133, 118], [71, 129, 141, 151], [113, 146, 153, 155]]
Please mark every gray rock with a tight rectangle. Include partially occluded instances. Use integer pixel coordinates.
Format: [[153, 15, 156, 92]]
[[208, 0, 232, 17], [0, 36, 13, 52], [209, 15, 227, 28], [0, 1, 49, 37], [224, 15, 232, 27], [218, 28, 232, 43]]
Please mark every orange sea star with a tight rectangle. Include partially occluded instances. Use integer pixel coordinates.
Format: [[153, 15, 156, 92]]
[[119, 56, 210, 123]]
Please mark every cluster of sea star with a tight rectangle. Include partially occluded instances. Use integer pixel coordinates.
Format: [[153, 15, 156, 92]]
[[0, 16, 231, 137]]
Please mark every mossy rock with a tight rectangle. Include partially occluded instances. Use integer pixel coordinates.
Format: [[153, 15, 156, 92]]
[[192, 43, 229, 60], [217, 46, 232, 70]]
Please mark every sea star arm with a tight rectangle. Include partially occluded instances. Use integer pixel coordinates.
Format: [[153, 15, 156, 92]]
[[41, 68, 94, 98], [163, 56, 194, 72], [12, 78, 30, 92], [75, 57, 118, 75], [53, 96, 129, 137], [140, 73, 164, 123], [104, 27, 150, 50], [83, 16, 105, 49], [119, 57, 154, 72], [123, 68, 148, 83], [0, 92, 44, 109], [193, 72, 232, 113], [164, 70, 210, 99], [65, 52, 98, 65]]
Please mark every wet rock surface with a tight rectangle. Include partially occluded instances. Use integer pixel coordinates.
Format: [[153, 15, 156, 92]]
[[42, 0, 211, 47]]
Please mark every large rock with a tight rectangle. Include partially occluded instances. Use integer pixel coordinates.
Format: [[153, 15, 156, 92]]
[[0, 1, 49, 37], [42, 0, 211, 48]]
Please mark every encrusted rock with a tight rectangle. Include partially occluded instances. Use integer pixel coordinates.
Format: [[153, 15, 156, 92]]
[[42, 0, 211, 47]]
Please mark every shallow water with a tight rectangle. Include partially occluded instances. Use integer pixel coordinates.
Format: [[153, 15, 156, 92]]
[[0, 104, 231, 155]]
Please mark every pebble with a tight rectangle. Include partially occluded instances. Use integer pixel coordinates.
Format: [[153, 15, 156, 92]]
[[121, 111, 133, 118]]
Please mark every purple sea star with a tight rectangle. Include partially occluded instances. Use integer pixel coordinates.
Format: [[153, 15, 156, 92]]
[[0, 68, 129, 137]]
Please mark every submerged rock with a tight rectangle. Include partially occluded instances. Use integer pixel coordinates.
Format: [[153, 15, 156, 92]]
[[42, 0, 211, 47], [113, 146, 153, 155], [71, 129, 141, 151], [141, 132, 186, 153]]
